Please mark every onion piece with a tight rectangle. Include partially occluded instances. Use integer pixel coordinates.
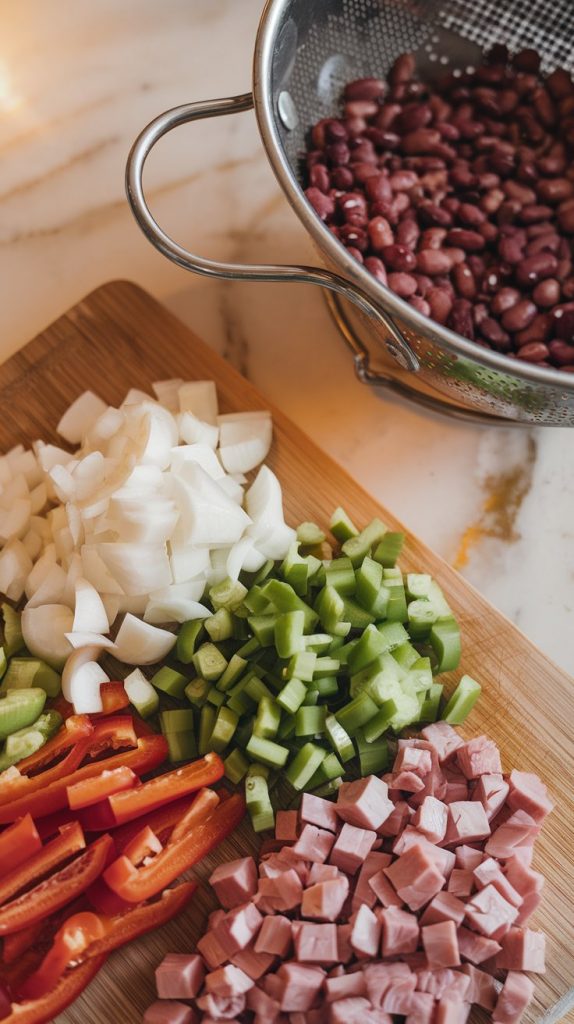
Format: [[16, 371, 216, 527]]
[[73, 578, 109, 634], [25, 545, 57, 599], [226, 537, 266, 581], [34, 443, 72, 474], [62, 645, 109, 713], [96, 542, 171, 596], [0, 498, 31, 544], [26, 564, 69, 609], [122, 388, 151, 407], [81, 546, 125, 596], [245, 465, 295, 559], [144, 599, 211, 625], [8, 450, 42, 489], [85, 407, 125, 448], [172, 464, 250, 548], [64, 631, 114, 650], [30, 483, 48, 516], [178, 381, 218, 424], [177, 412, 219, 450], [57, 391, 108, 445], [0, 541, 33, 602], [170, 444, 224, 480], [215, 476, 244, 505], [112, 614, 176, 665], [169, 545, 210, 584], [22, 530, 43, 562], [152, 379, 185, 412], [21, 604, 74, 669]]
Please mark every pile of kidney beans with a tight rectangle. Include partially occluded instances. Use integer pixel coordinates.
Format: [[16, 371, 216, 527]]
[[303, 45, 574, 370]]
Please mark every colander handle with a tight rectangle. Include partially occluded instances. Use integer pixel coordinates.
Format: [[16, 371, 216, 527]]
[[125, 92, 420, 373]]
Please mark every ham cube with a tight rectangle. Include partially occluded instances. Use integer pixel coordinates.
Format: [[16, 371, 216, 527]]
[[455, 845, 483, 870], [369, 868, 403, 907], [507, 770, 553, 822], [485, 811, 540, 859], [474, 858, 522, 907], [209, 856, 257, 910], [420, 892, 466, 927], [308, 863, 340, 884], [204, 963, 253, 997], [336, 776, 394, 831], [144, 1002, 197, 1024], [294, 922, 339, 963], [422, 920, 460, 968], [349, 904, 381, 958], [246, 985, 281, 1020], [446, 801, 491, 844], [380, 905, 419, 955], [259, 849, 308, 883], [196, 930, 228, 970], [460, 963, 498, 1010], [231, 947, 274, 980], [493, 971, 534, 1023], [325, 972, 367, 1002], [257, 869, 303, 913], [381, 973, 418, 1014], [384, 843, 445, 911], [275, 810, 299, 842], [394, 746, 433, 777], [213, 902, 263, 956], [465, 883, 519, 939], [457, 736, 502, 779], [196, 992, 245, 1018], [301, 877, 349, 921], [276, 963, 325, 1011], [416, 969, 469, 1000], [352, 851, 391, 911], [504, 855, 544, 898], [515, 890, 542, 927], [329, 997, 391, 1024], [378, 800, 413, 837], [300, 792, 339, 832], [391, 771, 426, 793], [405, 991, 435, 1024], [337, 923, 354, 963], [447, 869, 474, 898], [457, 926, 501, 964], [155, 954, 204, 1000], [473, 774, 509, 821], [330, 823, 377, 875], [413, 796, 448, 843], [392, 830, 455, 877], [435, 999, 471, 1024], [421, 722, 464, 762], [444, 780, 469, 804], [497, 926, 546, 973], [254, 914, 292, 957], [364, 962, 413, 1007], [293, 824, 336, 863]]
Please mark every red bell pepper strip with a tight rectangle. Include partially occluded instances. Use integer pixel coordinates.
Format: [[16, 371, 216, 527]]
[[0, 817, 41, 875], [18, 913, 106, 1001], [0, 735, 168, 825], [0, 834, 114, 936], [67, 766, 137, 811], [3, 923, 44, 966], [3, 955, 106, 1024], [78, 752, 224, 831], [122, 826, 162, 866], [83, 715, 138, 757], [104, 791, 245, 903], [111, 792, 209, 854], [15, 717, 93, 776], [0, 823, 86, 909], [96, 682, 129, 716]]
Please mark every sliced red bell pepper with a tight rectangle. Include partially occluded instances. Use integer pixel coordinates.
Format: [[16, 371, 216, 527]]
[[111, 792, 208, 854], [0, 735, 168, 825], [96, 682, 129, 716], [0, 816, 41, 876], [83, 715, 138, 757], [104, 791, 245, 903], [0, 823, 86, 909], [78, 752, 223, 831], [2, 897, 87, 966], [3, 923, 44, 966], [122, 825, 162, 866], [18, 913, 107, 1001], [0, 834, 113, 936], [3, 955, 106, 1024], [46, 694, 75, 721], [15, 717, 93, 777], [67, 766, 137, 811], [34, 808, 77, 842]]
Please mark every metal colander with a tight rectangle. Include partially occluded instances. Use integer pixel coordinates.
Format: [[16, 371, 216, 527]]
[[126, 0, 574, 425]]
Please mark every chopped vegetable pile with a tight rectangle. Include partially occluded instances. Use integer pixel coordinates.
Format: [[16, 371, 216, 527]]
[[145, 724, 551, 1024]]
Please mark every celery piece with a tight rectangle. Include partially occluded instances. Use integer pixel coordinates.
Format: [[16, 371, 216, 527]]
[[124, 668, 160, 718], [314, 586, 347, 635], [260, 580, 319, 632], [151, 666, 188, 699], [206, 687, 225, 708], [236, 636, 262, 659], [406, 573, 432, 600], [246, 734, 289, 769], [277, 713, 296, 741], [274, 610, 305, 659], [313, 656, 340, 678], [356, 731, 389, 776], [347, 624, 387, 674], [248, 614, 277, 648], [185, 676, 211, 708], [389, 691, 422, 732], [1, 605, 24, 658], [304, 634, 332, 654], [391, 641, 420, 671], [325, 558, 356, 596], [350, 653, 401, 696], [34, 710, 63, 740], [2, 658, 61, 698], [303, 689, 319, 706], [442, 674, 481, 724], [382, 569, 408, 623], [234, 716, 254, 749], [376, 621, 410, 652], [216, 654, 247, 693], [330, 507, 359, 544], [161, 730, 197, 764], [253, 696, 281, 740], [193, 643, 228, 682], [246, 762, 271, 781], [285, 741, 326, 790], [342, 597, 375, 630], [227, 679, 255, 717], [205, 609, 234, 643], [285, 650, 316, 682], [160, 709, 195, 732], [363, 673, 403, 708], [223, 748, 250, 784], [295, 705, 326, 737], [407, 599, 438, 640], [160, 709, 197, 763], [311, 777, 342, 799], [407, 656, 433, 694], [336, 692, 378, 737], [0, 649, 5, 682], [209, 577, 248, 612], [430, 617, 461, 673], [277, 677, 307, 715], [297, 522, 326, 546], [427, 580, 452, 618], [342, 518, 387, 567], [176, 620, 204, 664], [325, 713, 355, 763], [245, 773, 274, 833], [307, 751, 344, 787], [0, 729, 45, 772], [373, 532, 405, 568], [354, 556, 385, 616], [419, 682, 443, 723], [362, 700, 398, 742], [0, 689, 47, 739], [281, 543, 309, 597], [314, 675, 338, 698], [210, 706, 239, 753], [244, 675, 274, 704], [247, 558, 275, 587], [335, 637, 359, 665], [243, 585, 272, 615], [198, 704, 216, 755]]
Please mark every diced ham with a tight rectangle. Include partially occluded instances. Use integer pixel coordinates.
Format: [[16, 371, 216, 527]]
[[364, 962, 413, 1007], [259, 850, 308, 884], [465, 884, 519, 939], [349, 904, 381, 958], [308, 863, 340, 884], [246, 985, 281, 1020], [394, 746, 433, 777], [293, 824, 336, 863], [413, 795, 448, 843], [337, 923, 353, 963], [325, 970, 367, 1002], [195, 930, 228, 971], [300, 792, 340, 832], [275, 810, 300, 842], [421, 722, 464, 762], [377, 800, 413, 837], [474, 858, 522, 907], [420, 892, 466, 927], [515, 890, 542, 926], [257, 869, 303, 913], [144, 1002, 197, 1024], [380, 905, 419, 956], [473, 774, 509, 821], [497, 926, 546, 973], [301, 877, 349, 921], [457, 926, 501, 964], [445, 801, 491, 844], [156, 954, 205, 1000], [369, 869, 403, 907], [447, 869, 474, 898], [460, 962, 499, 1009], [352, 851, 391, 911], [391, 771, 426, 793], [330, 823, 376, 875], [204, 964, 253, 997], [254, 914, 292, 957], [455, 845, 483, 870], [415, 968, 469, 1000], [212, 902, 262, 957], [503, 855, 543, 895], [506, 770, 553, 823], [421, 920, 460, 969], [405, 990, 435, 1024], [196, 991, 246, 1018], [485, 811, 540, 860], [493, 971, 534, 1023], [231, 947, 274, 980], [381, 972, 418, 1014], [336, 777, 394, 831], [392, 829, 456, 877], [276, 963, 325, 1011], [457, 736, 502, 778], [435, 998, 471, 1023], [294, 922, 339, 963], [328, 996, 391, 1023], [209, 856, 257, 910], [384, 844, 445, 911]]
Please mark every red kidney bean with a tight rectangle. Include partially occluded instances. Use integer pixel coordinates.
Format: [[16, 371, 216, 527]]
[[503, 180, 536, 205], [480, 222, 499, 244], [514, 313, 552, 346], [537, 153, 566, 177], [480, 317, 512, 350], [533, 89, 556, 128], [414, 274, 433, 296], [349, 140, 377, 165], [304, 187, 335, 220], [562, 278, 574, 299], [480, 188, 505, 214], [352, 162, 380, 183], [517, 204, 553, 224], [457, 121, 485, 142], [517, 161, 539, 186], [364, 256, 387, 284], [326, 142, 350, 166], [409, 295, 431, 316], [338, 191, 368, 216], [344, 115, 367, 138], [419, 227, 447, 250], [446, 228, 485, 251], [491, 287, 521, 315], [551, 304, 574, 340], [557, 258, 573, 282], [456, 203, 486, 228], [395, 104, 432, 133], [346, 246, 364, 263], [339, 224, 368, 251], [389, 53, 416, 86], [388, 271, 417, 297], [515, 252, 559, 287], [525, 233, 560, 256], [536, 178, 574, 204], [502, 299, 538, 332], [468, 254, 486, 278], [532, 278, 561, 307], [473, 303, 489, 327], [344, 78, 386, 102], [416, 249, 452, 275], [516, 342, 550, 362], [498, 89, 519, 115], [396, 218, 420, 249], [418, 203, 452, 227], [375, 104, 401, 130], [546, 69, 574, 100], [426, 287, 453, 324], [368, 216, 394, 251], [444, 247, 466, 266], [442, 197, 460, 217], [345, 100, 379, 119], [453, 263, 477, 299], [389, 170, 419, 191], [436, 122, 460, 141], [309, 164, 331, 193], [447, 298, 475, 339], [380, 244, 417, 272], [549, 338, 574, 364], [449, 164, 478, 190], [400, 130, 442, 155], [331, 166, 354, 189], [365, 173, 392, 203]]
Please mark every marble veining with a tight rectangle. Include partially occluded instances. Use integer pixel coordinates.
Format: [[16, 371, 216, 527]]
[[1, 0, 573, 672]]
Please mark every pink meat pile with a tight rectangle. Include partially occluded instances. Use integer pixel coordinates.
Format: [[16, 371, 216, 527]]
[[144, 722, 552, 1024]]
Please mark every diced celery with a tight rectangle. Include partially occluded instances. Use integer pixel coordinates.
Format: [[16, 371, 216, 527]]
[[330, 506, 359, 544], [336, 692, 379, 737], [363, 674, 403, 709], [248, 614, 278, 647], [430, 617, 461, 673], [244, 675, 274, 704], [224, 748, 250, 784], [176, 620, 204, 664], [160, 710, 197, 763], [260, 579, 318, 631], [389, 691, 422, 732], [342, 597, 375, 630], [253, 697, 281, 740], [427, 580, 452, 618], [206, 687, 225, 708], [313, 657, 339, 678], [243, 585, 272, 615], [227, 678, 255, 717], [205, 609, 234, 643], [210, 706, 239, 753], [406, 573, 432, 600], [350, 653, 401, 696], [246, 762, 271, 780], [391, 641, 420, 671], [335, 637, 359, 664], [216, 654, 247, 692], [1, 658, 61, 698], [209, 577, 248, 611], [198, 704, 216, 755], [382, 570, 408, 623], [295, 705, 326, 737], [245, 773, 274, 832], [236, 636, 261, 659], [234, 716, 254, 749], [285, 742, 326, 790], [285, 650, 316, 682], [151, 666, 188, 699], [307, 751, 343, 787], [304, 633, 333, 654], [314, 675, 338, 698], [325, 558, 356, 596], [1, 605, 24, 658], [314, 586, 350, 636], [355, 731, 389, 775], [0, 689, 47, 739], [342, 518, 387, 567], [160, 709, 195, 732], [303, 689, 319, 706], [442, 674, 481, 724], [325, 713, 355, 762], [281, 543, 309, 596], [407, 656, 433, 694], [362, 700, 398, 742], [376, 621, 410, 651], [311, 777, 342, 798], [274, 610, 305, 659], [347, 624, 387, 674], [185, 676, 211, 708], [247, 559, 275, 587], [124, 668, 160, 718], [297, 522, 326, 546], [419, 682, 443, 722], [0, 728, 45, 771], [373, 532, 405, 568], [407, 599, 438, 640], [193, 643, 228, 682], [277, 713, 296, 741], [277, 677, 307, 715], [246, 734, 289, 768], [355, 556, 387, 617]]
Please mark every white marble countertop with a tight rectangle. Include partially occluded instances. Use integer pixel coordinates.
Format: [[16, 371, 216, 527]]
[[1, 0, 572, 672]]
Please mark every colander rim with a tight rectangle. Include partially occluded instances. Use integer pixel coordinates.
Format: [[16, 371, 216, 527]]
[[252, 0, 574, 396]]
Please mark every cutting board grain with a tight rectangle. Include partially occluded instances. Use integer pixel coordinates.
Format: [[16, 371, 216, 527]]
[[1, 281, 572, 1024]]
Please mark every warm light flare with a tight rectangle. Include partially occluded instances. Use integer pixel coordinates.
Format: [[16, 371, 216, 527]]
[[0, 61, 23, 113]]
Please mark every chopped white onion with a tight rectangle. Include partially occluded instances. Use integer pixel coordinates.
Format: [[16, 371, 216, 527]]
[[172, 464, 250, 548], [168, 544, 211, 583], [178, 381, 218, 424], [144, 599, 210, 625], [22, 530, 43, 563], [177, 412, 219, 450], [64, 631, 115, 650], [62, 645, 110, 712], [0, 498, 31, 544], [0, 540, 33, 601], [152, 379, 185, 412], [26, 563, 68, 609], [21, 604, 74, 669], [57, 391, 108, 445], [112, 613, 176, 665], [73, 578, 109, 634], [81, 546, 125, 596], [170, 444, 224, 480], [30, 483, 48, 516], [96, 542, 171, 596]]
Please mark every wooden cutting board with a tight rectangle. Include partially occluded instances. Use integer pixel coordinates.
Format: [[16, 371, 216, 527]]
[[1, 281, 572, 1024]]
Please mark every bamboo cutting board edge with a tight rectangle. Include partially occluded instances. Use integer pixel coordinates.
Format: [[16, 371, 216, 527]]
[[0, 281, 570, 1024]]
